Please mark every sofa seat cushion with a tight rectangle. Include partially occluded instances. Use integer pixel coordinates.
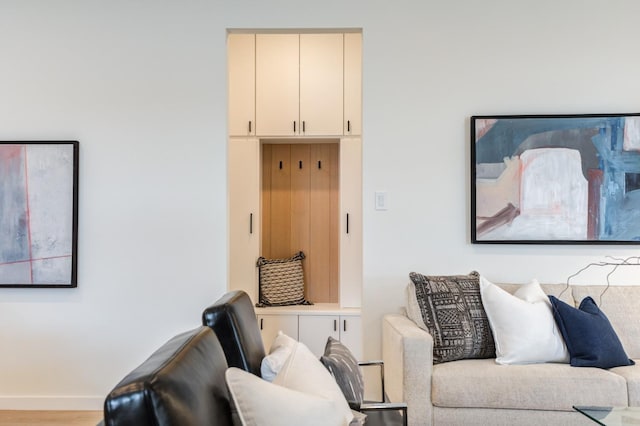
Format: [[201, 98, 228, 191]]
[[610, 362, 640, 406], [432, 359, 628, 411]]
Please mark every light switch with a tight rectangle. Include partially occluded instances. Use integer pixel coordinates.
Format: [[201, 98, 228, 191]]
[[375, 191, 388, 210]]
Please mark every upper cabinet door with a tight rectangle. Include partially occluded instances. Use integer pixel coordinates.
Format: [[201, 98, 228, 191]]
[[344, 33, 362, 135], [299, 34, 344, 136], [228, 34, 255, 136], [256, 34, 300, 136]]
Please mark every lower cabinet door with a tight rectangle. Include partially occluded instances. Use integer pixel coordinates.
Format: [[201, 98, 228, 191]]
[[298, 315, 340, 358], [257, 314, 298, 353], [339, 315, 362, 360]]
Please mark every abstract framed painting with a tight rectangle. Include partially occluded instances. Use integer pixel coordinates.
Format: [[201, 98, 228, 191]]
[[471, 114, 640, 244], [0, 141, 78, 287]]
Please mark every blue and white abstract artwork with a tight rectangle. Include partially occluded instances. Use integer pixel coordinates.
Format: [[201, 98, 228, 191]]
[[472, 115, 640, 243]]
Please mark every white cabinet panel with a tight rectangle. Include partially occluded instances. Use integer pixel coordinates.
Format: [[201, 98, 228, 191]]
[[299, 34, 343, 136], [255, 310, 362, 360], [228, 138, 260, 302], [228, 34, 255, 136], [339, 315, 362, 360], [256, 34, 299, 136], [257, 314, 299, 353], [256, 33, 347, 137], [340, 138, 363, 308], [344, 33, 362, 135], [298, 315, 340, 357], [298, 314, 362, 359]]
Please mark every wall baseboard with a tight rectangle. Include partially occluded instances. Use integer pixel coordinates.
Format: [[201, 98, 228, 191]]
[[0, 396, 103, 411]]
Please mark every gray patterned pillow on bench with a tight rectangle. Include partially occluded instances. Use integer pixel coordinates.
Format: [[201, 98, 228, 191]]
[[256, 251, 312, 307], [409, 271, 495, 363]]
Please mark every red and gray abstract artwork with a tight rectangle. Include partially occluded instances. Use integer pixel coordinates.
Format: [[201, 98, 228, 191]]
[[0, 144, 75, 284]]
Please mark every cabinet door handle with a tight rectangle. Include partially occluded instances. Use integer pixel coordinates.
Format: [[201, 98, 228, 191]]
[[250, 213, 253, 234], [333, 319, 337, 332], [347, 120, 351, 132], [260, 318, 263, 330], [248, 120, 252, 133], [293, 121, 296, 132], [346, 213, 350, 234], [343, 319, 347, 332], [302, 121, 306, 132]]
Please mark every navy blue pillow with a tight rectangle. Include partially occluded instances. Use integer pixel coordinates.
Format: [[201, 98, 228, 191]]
[[549, 295, 634, 369]]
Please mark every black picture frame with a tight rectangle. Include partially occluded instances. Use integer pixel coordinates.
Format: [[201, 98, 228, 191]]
[[0, 141, 79, 287], [471, 114, 640, 244]]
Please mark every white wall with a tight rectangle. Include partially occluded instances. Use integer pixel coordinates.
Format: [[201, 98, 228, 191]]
[[1, 0, 639, 409]]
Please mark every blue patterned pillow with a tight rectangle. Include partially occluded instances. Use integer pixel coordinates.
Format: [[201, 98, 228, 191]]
[[320, 337, 364, 408], [549, 295, 635, 369]]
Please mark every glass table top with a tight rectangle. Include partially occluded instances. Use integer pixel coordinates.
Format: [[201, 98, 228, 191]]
[[574, 406, 640, 425]]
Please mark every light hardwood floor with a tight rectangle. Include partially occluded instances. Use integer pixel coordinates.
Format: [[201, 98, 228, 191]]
[[0, 411, 102, 426]]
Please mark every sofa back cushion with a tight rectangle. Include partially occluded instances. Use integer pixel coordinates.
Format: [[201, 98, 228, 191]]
[[572, 286, 640, 359], [202, 290, 266, 377], [104, 326, 232, 426], [498, 283, 575, 306]]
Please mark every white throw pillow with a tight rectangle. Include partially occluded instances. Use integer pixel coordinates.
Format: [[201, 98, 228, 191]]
[[479, 276, 569, 364], [273, 340, 353, 424], [261, 331, 297, 381], [226, 367, 346, 426], [226, 340, 353, 426]]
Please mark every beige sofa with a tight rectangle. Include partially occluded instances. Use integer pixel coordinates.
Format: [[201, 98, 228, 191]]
[[382, 284, 640, 426]]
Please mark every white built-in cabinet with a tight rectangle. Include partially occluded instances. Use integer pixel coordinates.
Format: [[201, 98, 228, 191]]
[[228, 137, 260, 299], [256, 33, 344, 136], [256, 313, 298, 352], [298, 34, 344, 136], [343, 33, 362, 135], [228, 34, 256, 136], [339, 137, 362, 307], [228, 32, 361, 137], [257, 308, 362, 360], [227, 29, 362, 360], [255, 34, 300, 136], [228, 137, 362, 308]]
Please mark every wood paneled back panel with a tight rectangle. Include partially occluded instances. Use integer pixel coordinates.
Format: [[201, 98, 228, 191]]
[[261, 142, 339, 302]]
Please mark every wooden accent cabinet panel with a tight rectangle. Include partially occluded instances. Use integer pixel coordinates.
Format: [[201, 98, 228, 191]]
[[262, 143, 339, 303]]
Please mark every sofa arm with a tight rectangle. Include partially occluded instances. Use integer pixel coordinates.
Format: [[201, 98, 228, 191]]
[[382, 314, 434, 426]]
